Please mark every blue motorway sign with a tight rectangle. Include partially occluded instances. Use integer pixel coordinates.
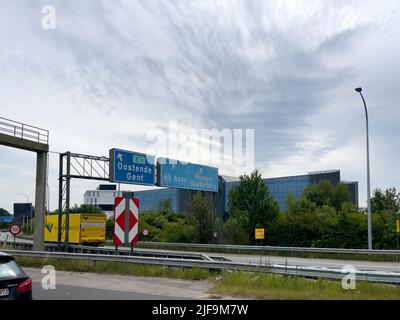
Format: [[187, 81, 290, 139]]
[[0, 216, 12, 223], [109, 148, 155, 185], [157, 158, 218, 192]]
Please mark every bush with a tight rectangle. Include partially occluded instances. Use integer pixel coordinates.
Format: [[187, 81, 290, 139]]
[[138, 210, 196, 243]]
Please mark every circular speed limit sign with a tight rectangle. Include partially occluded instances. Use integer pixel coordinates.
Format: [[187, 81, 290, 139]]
[[142, 229, 149, 236], [8, 224, 22, 236]]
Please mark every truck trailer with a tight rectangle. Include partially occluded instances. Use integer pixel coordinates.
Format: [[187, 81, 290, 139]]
[[44, 213, 106, 246]]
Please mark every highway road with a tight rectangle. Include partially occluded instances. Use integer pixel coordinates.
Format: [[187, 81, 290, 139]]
[[25, 267, 215, 300], [102, 245, 400, 274], [2, 231, 400, 275], [32, 283, 179, 300]]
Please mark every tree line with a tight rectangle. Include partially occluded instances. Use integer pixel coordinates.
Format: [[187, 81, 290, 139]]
[[132, 170, 400, 249], [1, 169, 398, 249]]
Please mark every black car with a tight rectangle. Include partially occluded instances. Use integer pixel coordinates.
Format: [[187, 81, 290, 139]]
[[0, 252, 32, 300]]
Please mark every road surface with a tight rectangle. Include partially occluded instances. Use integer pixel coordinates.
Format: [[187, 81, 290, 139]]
[[102, 245, 400, 274], [25, 267, 215, 300]]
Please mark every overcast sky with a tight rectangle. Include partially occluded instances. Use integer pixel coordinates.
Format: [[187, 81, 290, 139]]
[[1, 0, 399, 213]]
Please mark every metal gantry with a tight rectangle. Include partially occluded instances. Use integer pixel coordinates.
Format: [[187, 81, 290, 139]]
[[0, 116, 49, 251], [58, 152, 110, 248]]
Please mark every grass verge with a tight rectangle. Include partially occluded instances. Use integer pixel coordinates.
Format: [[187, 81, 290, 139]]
[[210, 272, 400, 300], [15, 256, 214, 281]]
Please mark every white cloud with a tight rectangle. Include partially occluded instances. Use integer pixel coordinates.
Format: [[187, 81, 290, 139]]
[[0, 0, 399, 212]]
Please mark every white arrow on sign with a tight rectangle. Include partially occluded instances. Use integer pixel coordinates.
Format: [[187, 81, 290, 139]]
[[117, 153, 123, 161]]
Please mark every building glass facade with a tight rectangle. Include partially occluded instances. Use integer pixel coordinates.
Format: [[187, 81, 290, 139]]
[[134, 188, 179, 212], [343, 181, 359, 208], [223, 170, 357, 214], [264, 175, 310, 211], [83, 170, 358, 220]]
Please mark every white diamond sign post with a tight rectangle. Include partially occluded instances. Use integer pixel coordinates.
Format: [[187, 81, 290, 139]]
[[113, 192, 139, 253]]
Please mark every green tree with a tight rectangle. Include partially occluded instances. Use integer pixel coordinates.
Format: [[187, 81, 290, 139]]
[[228, 169, 279, 244], [371, 188, 400, 214], [372, 212, 398, 249], [138, 211, 163, 241], [158, 221, 196, 243], [303, 180, 334, 208], [331, 183, 351, 211], [159, 199, 173, 214], [303, 180, 351, 212], [267, 182, 399, 249], [106, 218, 114, 240], [222, 209, 249, 244], [315, 208, 368, 248], [0, 208, 12, 229], [69, 204, 104, 214], [268, 195, 336, 247], [0, 208, 10, 216], [190, 192, 214, 244], [138, 210, 196, 243]]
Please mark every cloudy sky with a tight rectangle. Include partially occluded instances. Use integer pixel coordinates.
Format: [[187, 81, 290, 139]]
[[0, 0, 399, 213]]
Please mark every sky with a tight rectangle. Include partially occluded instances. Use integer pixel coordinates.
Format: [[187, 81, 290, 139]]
[[0, 0, 399, 213]]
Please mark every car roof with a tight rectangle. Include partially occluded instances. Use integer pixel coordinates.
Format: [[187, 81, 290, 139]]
[[0, 251, 11, 257], [0, 252, 13, 261]]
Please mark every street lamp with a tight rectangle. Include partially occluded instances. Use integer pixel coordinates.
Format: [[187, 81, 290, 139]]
[[17, 193, 29, 203], [355, 87, 372, 250]]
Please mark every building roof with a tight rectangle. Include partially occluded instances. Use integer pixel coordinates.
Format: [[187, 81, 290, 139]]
[[308, 169, 340, 175], [220, 175, 240, 183]]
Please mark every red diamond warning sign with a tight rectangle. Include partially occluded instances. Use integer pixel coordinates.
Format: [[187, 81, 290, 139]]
[[114, 196, 139, 245]]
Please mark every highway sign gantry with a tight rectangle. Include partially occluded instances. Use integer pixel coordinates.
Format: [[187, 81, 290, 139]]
[[157, 157, 218, 192], [109, 148, 155, 185], [113, 196, 139, 245]]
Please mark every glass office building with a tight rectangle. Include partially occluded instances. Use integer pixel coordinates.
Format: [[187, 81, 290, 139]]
[[135, 188, 179, 212], [84, 185, 179, 218], [223, 170, 358, 214], [265, 174, 310, 211], [84, 170, 358, 219]]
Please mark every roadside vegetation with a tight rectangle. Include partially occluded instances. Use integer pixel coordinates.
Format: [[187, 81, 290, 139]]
[[210, 272, 400, 300], [2, 170, 399, 255], [126, 170, 400, 250], [0, 208, 12, 230], [14, 256, 400, 299], [15, 256, 213, 281]]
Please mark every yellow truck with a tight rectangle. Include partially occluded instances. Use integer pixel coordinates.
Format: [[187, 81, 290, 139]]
[[44, 213, 106, 246]]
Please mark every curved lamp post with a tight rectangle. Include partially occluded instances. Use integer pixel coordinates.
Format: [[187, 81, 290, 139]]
[[17, 193, 29, 203], [355, 87, 372, 250]]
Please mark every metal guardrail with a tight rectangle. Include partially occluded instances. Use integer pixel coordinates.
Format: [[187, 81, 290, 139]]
[[2, 241, 223, 261], [4, 238, 400, 256], [138, 241, 400, 256], [0, 116, 49, 144], [3, 249, 400, 284]]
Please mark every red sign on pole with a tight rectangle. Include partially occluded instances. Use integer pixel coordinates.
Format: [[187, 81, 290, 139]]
[[8, 224, 22, 236], [113, 197, 139, 245]]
